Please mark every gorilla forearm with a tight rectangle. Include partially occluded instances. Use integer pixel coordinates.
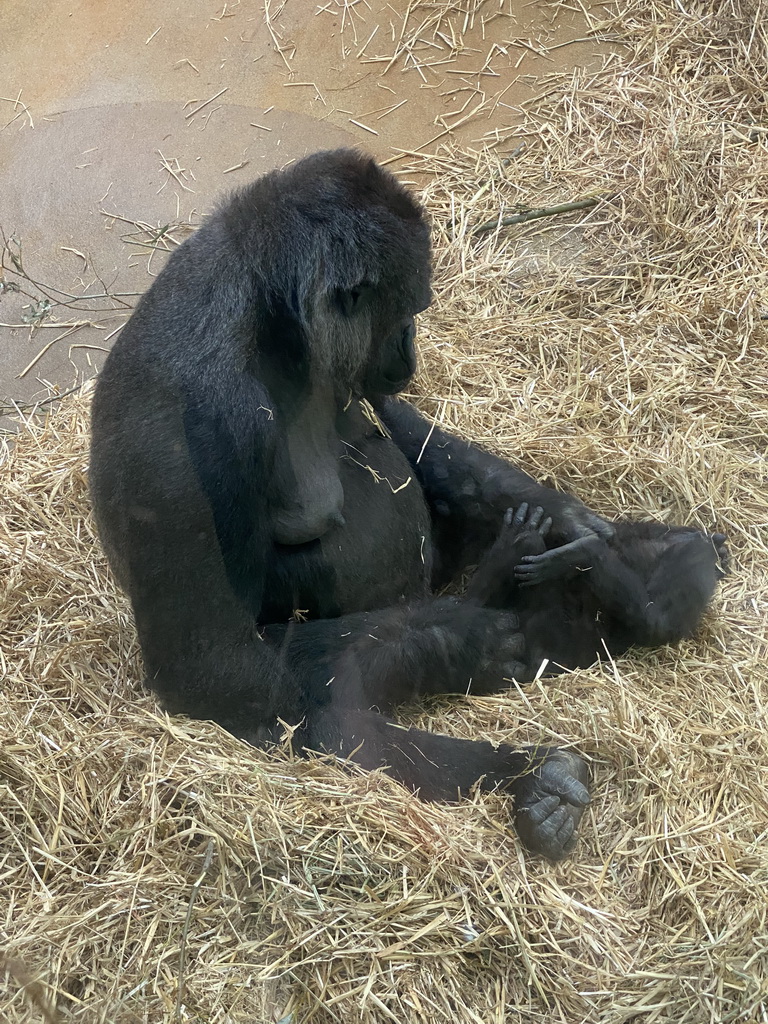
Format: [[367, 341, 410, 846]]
[[145, 638, 298, 740], [378, 398, 610, 580], [378, 397, 544, 516]]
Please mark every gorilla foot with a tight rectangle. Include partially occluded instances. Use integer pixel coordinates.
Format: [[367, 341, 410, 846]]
[[511, 749, 590, 860]]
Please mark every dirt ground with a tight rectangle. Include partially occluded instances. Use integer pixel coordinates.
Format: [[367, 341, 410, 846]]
[[0, 0, 616, 412]]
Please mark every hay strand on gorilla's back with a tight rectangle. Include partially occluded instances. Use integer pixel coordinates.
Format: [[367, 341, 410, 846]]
[[2, 0, 768, 1019]]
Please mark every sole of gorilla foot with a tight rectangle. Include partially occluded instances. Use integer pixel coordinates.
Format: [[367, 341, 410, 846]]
[[512, 749, 591, 860]]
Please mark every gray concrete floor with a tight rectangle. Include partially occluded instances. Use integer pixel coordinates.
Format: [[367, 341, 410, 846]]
[[0, 0, 613, 412]]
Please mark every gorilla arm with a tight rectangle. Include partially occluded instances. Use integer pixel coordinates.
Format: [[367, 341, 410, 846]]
[[89, 372, 302, 742], [377, 398, 613, 583], [263, 599, 526, 714]]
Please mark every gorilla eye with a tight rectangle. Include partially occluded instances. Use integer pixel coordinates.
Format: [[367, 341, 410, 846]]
[[337, 283, 373, 317]]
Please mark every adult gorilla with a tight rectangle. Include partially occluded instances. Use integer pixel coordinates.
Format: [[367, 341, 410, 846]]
[[90, 149, 610, 858]]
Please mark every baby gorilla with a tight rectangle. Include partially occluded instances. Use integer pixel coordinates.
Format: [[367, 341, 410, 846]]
[[468, 504, 728, 677]]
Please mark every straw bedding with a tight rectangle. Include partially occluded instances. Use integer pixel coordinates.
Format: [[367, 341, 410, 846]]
[[2, 1, 767, 1021]]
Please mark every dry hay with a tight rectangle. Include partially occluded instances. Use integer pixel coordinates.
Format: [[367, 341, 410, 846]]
[[2, 0, 768, 1021]]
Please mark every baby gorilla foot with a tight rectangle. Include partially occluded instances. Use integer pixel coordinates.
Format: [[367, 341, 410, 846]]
[[466, 505, 551, 607], [502, 502, 552, 554], [510, 748, 591, 859]]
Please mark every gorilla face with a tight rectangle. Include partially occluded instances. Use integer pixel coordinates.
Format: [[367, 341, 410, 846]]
[[333, 279, 430, 398], [373, 317, 418, 395]]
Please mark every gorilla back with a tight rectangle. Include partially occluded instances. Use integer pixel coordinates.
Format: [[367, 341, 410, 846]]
[[91, 149, 599, 860]]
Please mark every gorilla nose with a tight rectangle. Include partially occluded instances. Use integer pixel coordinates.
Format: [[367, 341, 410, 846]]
[[274, 506, 346, 545]]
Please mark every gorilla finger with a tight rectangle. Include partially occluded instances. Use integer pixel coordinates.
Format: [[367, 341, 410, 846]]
[[512, 503, 529, 527], [514, 565, 543, 580], [500, 662, 526, 681], [560, 777, 590, 807], [712, 532, 727, 545], [589, 514, 615, 541], [543, 770, 590, 806], [555, 813, 576, 846], [503, 507, 515, 528], [714, 536, 730, 561], [527, 506, 545, 530], [521, 793, 560, 824], [520, 548, 561, 564], [540, 516, 553, 538], [498, 647, 525, 671], [534, 804, 571, 841], [556, 833, 578, 857]]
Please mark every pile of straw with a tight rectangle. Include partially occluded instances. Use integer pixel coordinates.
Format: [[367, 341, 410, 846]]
[[2, 1, 767, 1020]]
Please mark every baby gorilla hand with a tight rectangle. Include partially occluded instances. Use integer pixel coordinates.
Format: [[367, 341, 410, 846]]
[[551, 498, 615, 544], [711, 532, 730, 575], [510, 748, 591, 859]]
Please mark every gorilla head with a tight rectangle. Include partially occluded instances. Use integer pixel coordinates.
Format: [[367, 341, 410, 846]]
[[224, 149, 432, 397], [219, 150, 433, 544]]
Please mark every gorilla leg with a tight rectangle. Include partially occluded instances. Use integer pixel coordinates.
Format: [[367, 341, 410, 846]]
[[306, 705, 590, 860], [264, 597, 526, 712]]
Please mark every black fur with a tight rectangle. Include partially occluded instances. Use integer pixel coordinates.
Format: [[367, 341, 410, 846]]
[[468, 503, 728, 676], [90, 149, 612, 858]]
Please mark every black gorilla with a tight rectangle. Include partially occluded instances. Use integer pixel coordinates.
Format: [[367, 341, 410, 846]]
[[469, 504, 728, 676], [90, 149, 614, 859]]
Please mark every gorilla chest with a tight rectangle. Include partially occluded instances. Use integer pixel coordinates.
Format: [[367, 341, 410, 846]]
[[262, 430, 432, 621]]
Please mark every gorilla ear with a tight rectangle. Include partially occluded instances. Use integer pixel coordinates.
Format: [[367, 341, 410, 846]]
[[335, 282, 375, 317]]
